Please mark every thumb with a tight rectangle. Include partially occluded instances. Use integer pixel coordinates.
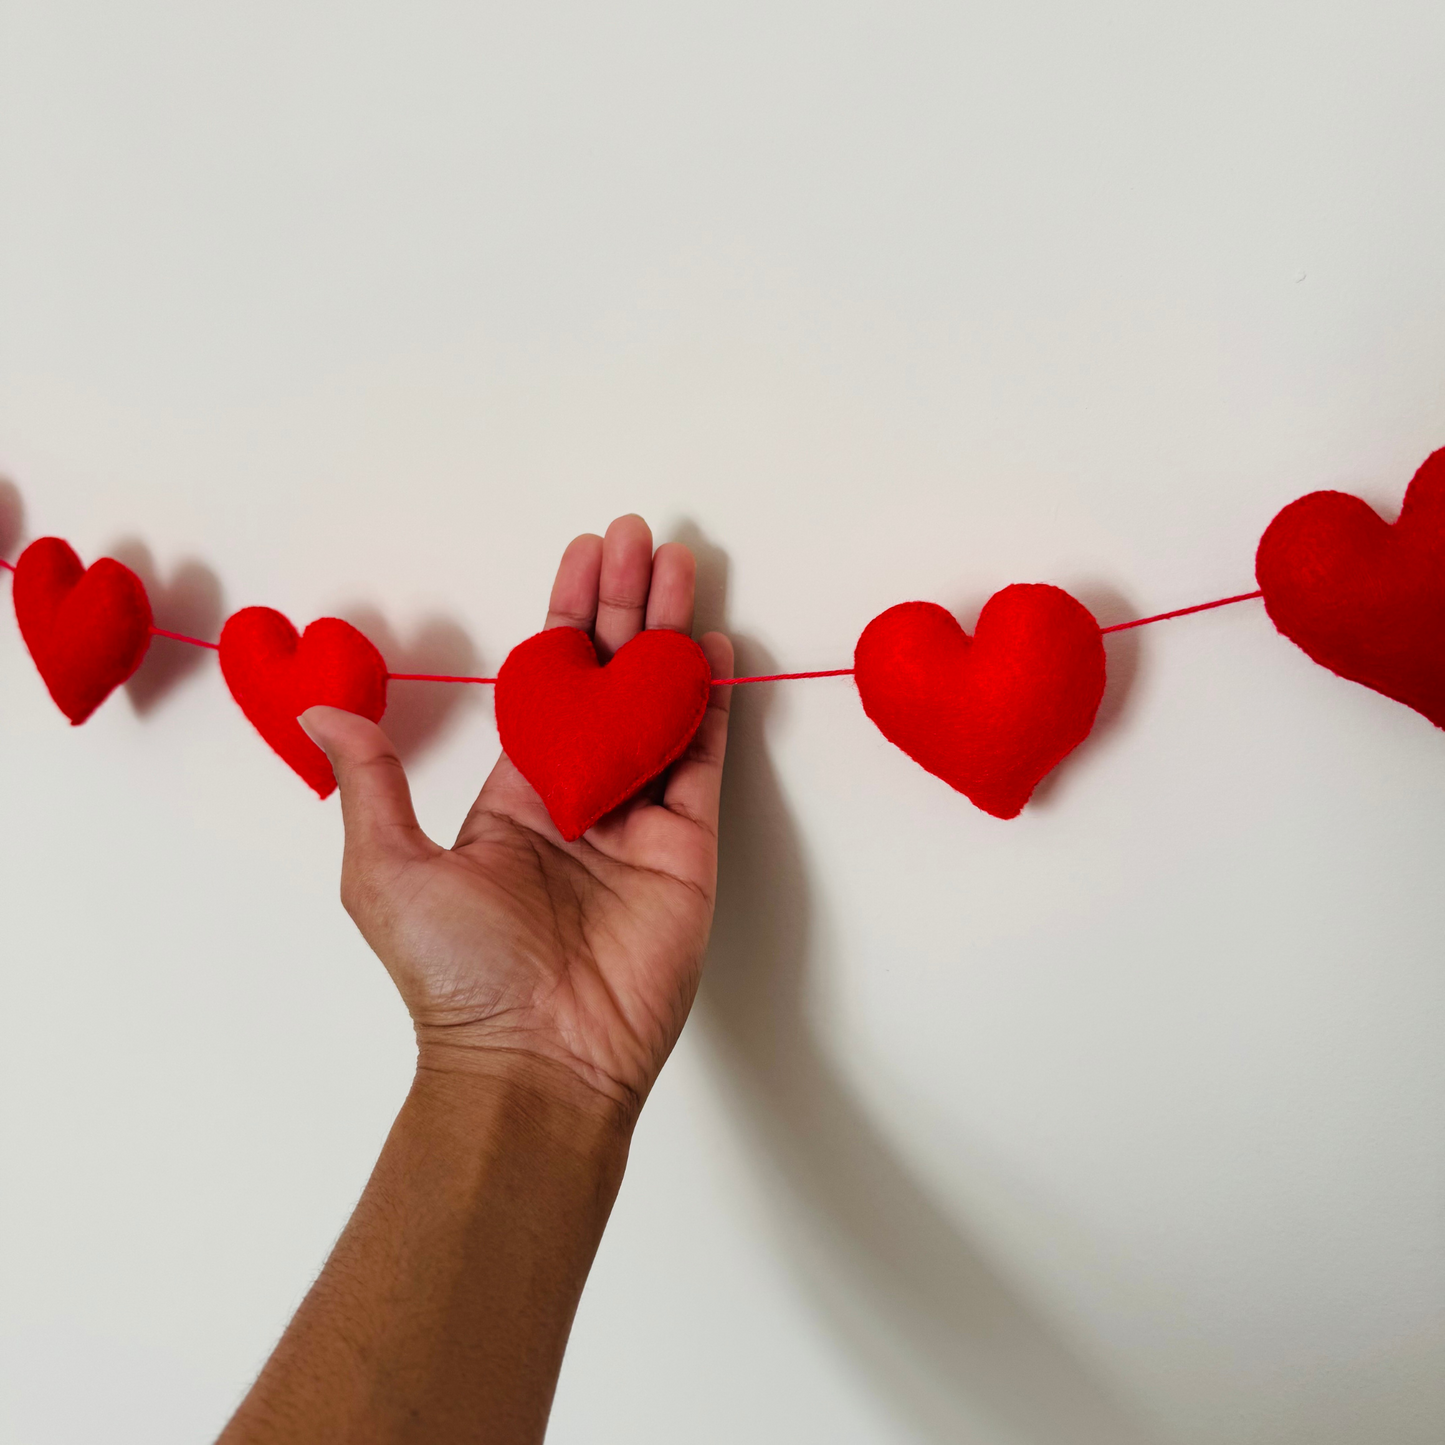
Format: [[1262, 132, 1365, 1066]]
[[299, 706, 431, 865]]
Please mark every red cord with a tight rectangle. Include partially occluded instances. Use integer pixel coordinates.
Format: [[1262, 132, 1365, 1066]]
[[713, 592, 1265, 682], [150, 626, 220, 650], [382, 667, 859, 686], [714, 667, 855, 685], [1, 561, 1265, 682], [388, 671, 498, 684], [1099, 589, 1263, 633]]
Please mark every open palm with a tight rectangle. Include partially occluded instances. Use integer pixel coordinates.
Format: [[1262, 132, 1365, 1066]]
[[303, 516, 733, 1112]]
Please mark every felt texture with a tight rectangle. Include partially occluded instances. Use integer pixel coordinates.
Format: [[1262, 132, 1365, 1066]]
[[853, 586, 1107, 819], [13, 536, 154, 724], [496, 626, 713, 841], [219, 607, 389, 797], [1255, 447, 1445, 728]]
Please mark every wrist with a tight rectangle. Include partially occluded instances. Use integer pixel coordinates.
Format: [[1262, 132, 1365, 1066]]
[[412, 1036, 642, 1151]]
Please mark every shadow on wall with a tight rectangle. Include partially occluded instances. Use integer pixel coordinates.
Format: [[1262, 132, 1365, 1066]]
[[342, 606, 486, 766], [0, 477, 23, 560], [109, 538, 227, 714], [677, 522, 1159, 1445]]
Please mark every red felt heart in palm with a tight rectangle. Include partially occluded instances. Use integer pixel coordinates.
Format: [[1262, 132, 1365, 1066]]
[[853, 585, 1106, 819], [496, 626, 713, 841], [13, 536, 153, 724], [219, 606, 389, 797], [1256, 447, 1445, 728]]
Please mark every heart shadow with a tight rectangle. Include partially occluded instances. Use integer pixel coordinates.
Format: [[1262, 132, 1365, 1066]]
[[108, 538, 226, 715], [341, 606, 485, 766]]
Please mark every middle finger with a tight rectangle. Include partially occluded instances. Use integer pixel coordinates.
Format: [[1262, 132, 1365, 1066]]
[[593, 514, 654, 661]]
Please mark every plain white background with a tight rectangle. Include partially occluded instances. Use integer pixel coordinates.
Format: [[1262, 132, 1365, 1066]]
[[3, 3, 1444, 1442]]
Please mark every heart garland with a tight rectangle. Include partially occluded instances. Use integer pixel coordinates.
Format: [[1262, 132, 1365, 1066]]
[[6, 444, 1444, 832]]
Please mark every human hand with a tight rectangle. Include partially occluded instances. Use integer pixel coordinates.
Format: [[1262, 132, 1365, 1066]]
[[300, 516, 733, 1120]]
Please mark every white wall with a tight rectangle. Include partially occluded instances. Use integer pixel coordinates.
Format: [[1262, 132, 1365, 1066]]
[[3, 4, 1443, 1442]]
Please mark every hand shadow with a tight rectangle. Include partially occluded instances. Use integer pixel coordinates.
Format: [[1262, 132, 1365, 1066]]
[[341, 607, 485, 766], [677, 524, 1159, 1445], [108, 539, 226, 715], [0, 476, 24, 562]]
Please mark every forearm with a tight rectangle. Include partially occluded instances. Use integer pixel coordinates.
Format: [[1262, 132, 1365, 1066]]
[[218, 1053, 633, 1445]]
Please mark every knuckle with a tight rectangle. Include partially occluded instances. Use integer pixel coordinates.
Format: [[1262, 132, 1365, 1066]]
[[598, 589, 646, 611], [686, 742, 723, 770]]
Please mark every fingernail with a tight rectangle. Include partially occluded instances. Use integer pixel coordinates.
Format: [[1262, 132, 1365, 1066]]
[[297, 709, 324, 747]]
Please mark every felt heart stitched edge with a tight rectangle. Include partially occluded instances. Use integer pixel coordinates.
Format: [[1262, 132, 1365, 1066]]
[[495, 626, 713, 841], [1255, 448, 1445, 729], [219, 606, 389, 797], [13, 536, 154, 724], [853, 584, 1107, 819]]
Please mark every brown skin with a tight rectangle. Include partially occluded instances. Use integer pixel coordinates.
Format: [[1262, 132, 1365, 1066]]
[[217, 516, 733, 1445]]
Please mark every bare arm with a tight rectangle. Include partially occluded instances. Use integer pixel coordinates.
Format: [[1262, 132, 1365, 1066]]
[[218, 516, 733, 1444]]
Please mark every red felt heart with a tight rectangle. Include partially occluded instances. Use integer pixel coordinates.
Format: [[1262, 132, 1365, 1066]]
[[853, 585, 1106, 819], [1256, 448, 1445, 728], [219, 606, 389, 797], [496, 626, 713, 841], [13, 536, 153, 724]]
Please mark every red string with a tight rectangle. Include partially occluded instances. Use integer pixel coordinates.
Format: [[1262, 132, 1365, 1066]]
[[1099, 589, 1263, 633], [1, 560, 1266, 680], [383, 667, 859, 686], [712, 591, 1265, 681], [715, 667, 855, 686], [388, 671, 497, 684], [150, 626, 220, 650]]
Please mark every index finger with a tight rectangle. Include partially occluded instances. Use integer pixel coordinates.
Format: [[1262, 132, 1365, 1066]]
[[543, 533, 603, 632]]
